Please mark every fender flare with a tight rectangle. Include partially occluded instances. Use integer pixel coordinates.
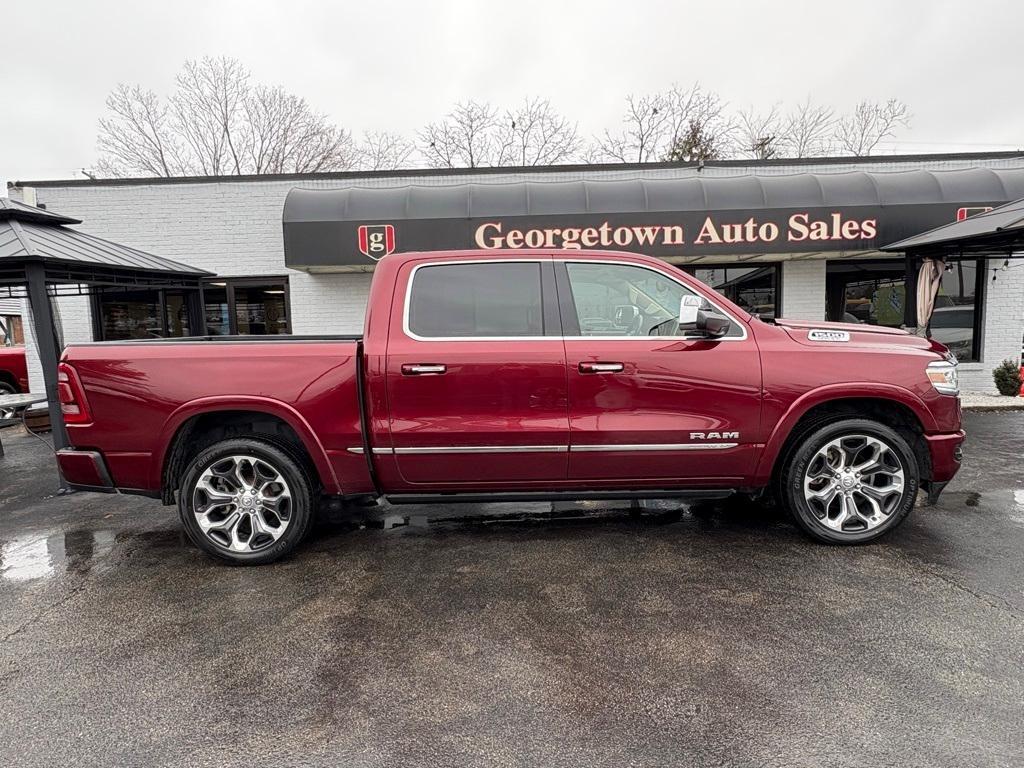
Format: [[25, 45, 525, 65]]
[[752, 383, 936, 484], [153, 395, 342, 494]]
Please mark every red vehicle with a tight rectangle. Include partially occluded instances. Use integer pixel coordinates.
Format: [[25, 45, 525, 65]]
[[56, 250, 965, 564], [0, 344, 29, 417]]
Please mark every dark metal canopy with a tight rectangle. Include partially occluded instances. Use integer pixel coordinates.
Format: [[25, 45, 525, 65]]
[[283, 167, 1024, 269], [881, 197, 1024, 258], [1, 198, 212, 298], [0, 199, 211, 462]]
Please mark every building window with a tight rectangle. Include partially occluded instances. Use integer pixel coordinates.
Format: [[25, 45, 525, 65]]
[[825, 260, 982, 362], [94, 289, 194, 341], [203, 278, 291, 336], [682, 264, 780, 319], [930, 260, 982, 363]]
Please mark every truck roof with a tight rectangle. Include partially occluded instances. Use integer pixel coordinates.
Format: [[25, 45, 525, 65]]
[[381, 248, 662, 265]]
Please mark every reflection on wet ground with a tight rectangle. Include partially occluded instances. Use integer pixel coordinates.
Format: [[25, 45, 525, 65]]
[[1, 412, 1023, 767], [0, 529, 117, 581]]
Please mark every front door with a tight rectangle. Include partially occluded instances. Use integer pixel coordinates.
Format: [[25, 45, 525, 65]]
[[385, 258, 569, 487], [557, 260, 762, 484]]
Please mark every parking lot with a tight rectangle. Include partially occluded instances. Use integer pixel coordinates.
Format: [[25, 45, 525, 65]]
[[1, 411, 1023, 768]]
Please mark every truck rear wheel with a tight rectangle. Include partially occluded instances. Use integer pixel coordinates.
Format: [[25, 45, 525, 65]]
[[178, 438, 315, 565], [782, 419, 919, 544]]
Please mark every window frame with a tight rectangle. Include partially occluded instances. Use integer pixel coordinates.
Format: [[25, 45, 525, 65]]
[[91, 288, 197, 341], [681, 263, 782, 320], [402, 260, 559, 341], [201, 276, 292, 336], [927, 258, 985, 363], [824, 258, 984, 362]]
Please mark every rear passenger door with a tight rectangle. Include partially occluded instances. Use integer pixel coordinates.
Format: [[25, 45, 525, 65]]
[[384, 258, 570, 487]]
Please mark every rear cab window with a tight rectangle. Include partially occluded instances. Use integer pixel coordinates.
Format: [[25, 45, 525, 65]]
[[406, 261, 555, 339]]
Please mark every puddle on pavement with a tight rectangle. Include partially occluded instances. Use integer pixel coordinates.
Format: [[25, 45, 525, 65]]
[[0, 529, 116, 582], [1011, 490, 1024, 527]]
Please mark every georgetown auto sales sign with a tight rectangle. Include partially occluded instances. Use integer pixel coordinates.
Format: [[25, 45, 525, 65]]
[[283, 198, 992, 270], [472, 212, 878, 251]]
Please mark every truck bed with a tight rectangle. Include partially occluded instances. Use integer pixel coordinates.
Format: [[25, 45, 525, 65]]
[[61, 337, 370, 496]]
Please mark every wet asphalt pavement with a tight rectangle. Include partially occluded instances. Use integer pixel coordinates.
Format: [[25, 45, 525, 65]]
[[1, 413, 1023, 767]]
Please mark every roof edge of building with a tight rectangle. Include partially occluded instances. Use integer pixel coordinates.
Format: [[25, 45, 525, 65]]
[[10, 150, 1024, 190]]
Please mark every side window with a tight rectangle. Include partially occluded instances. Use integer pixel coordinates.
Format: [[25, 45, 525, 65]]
[[565, 262, 719, 337], [408, 262, 545, 338]]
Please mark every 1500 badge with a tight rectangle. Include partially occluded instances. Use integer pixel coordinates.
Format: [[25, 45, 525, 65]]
[[808, 329, 851, 342]]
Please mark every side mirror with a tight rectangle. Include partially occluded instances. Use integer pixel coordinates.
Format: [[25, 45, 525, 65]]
[[696, 308, 731, 338], [678, 295, 701, 327]]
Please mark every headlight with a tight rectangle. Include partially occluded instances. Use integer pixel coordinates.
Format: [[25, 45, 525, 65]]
[[927, 360, 959, 395]]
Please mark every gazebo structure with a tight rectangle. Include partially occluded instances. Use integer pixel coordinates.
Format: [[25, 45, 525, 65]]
[[0, 198, 211, 451], [882, 198, 1024, 336]]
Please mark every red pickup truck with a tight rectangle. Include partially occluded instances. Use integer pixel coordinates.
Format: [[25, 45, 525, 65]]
[[0, 345, 29, 418], [56, 249, 964, 564]]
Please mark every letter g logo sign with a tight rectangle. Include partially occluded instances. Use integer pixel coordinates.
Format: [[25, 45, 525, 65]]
[[357, 224, 396, 261]]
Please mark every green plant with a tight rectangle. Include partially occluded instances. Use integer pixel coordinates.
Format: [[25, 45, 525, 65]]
[[992, 359, 1022, 396]]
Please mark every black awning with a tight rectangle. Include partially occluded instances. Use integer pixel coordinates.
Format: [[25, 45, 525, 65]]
[[881, 197, 1024, 258], [282, 167, 1024, 269]]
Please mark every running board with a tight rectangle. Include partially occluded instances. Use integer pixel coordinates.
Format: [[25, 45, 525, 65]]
[[384, 489, 736, 505]]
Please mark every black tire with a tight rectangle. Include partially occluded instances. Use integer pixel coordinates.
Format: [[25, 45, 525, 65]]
[[178, 438, 316, 565], [782, 418, 919, 544]]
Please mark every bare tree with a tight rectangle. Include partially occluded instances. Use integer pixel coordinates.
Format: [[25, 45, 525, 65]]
[[237, 85, 353, 174], [495, 98, 582, 166], [780, 98, 836, 157], [596, 84, 734, 163], [595, 92, 672, 163], [834, 99, 910, 156], [171, 57, 249, 175], [355, 131, 416, 171], [737, 104, 784, 159], [97, 85, 187, 177], [418, 100, 500, 168], [97, 56, 355, 177], [662, 83, 735, 161]]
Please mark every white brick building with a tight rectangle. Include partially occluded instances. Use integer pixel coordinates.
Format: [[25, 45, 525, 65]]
[[6, 152, 1024, 393]]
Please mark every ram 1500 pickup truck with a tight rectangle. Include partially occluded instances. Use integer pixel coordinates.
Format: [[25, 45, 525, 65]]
[[56, 249, 964, 564]]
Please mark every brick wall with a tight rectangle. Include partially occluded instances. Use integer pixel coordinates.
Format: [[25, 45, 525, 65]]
[[958, 257, 1024, 393]]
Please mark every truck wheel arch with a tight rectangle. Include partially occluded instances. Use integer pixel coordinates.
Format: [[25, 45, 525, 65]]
[[156, 397, 341, 503], [754, 384, 935, 487], [0, 371, 19, 393]]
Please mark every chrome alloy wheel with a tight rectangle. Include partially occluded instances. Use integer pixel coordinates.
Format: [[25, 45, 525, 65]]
[[802, 434, 906, 534], [192, 455, 292, 553]]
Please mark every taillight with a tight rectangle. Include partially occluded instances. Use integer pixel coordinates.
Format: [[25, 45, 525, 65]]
[[57, 362, 92, 425]]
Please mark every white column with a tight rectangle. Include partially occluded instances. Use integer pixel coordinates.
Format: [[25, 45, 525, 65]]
[[781, 260, 827, 320]]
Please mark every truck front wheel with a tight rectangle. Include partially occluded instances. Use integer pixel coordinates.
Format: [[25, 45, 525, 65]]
[[782, 419, 919, 544], [178, 438, 315, 565]]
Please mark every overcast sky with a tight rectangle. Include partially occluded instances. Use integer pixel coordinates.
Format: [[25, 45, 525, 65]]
[[2, 0, 1021, 187]]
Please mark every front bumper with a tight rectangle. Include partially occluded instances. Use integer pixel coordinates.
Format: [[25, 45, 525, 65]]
[[925, 429, 966, 483], [56, 448, 115, 492]]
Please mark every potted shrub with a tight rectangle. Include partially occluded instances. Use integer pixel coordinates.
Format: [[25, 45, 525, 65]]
[[992, 359, 1022, 396]]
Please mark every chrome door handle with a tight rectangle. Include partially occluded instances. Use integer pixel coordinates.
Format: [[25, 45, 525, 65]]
[[578, 361, 624, 374], [402, 363, 447, 375]]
